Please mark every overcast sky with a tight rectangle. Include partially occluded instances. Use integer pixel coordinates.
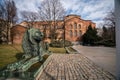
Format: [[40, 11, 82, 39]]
[[14, 0, 114, 27]]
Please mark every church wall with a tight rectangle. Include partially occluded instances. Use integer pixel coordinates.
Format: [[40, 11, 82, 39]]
[[11, 15, 96, 44]]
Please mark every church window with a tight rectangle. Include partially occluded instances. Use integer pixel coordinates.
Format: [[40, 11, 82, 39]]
[[78, 24, 81, 29], [70, 24, 72, 29], [74, 22, 77, 29], [74, 30, 77, 36], [70, 30, 73, 37]]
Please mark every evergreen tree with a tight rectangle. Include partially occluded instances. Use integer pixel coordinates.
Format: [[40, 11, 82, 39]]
[[82, 25, 99, 45]]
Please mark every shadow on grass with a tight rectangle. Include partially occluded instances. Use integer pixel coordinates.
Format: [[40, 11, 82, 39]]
[[0, 53, 24, 71], [0, 52, 49, 70], [27, 54, 49, 73], [15, 52, 24, 60]]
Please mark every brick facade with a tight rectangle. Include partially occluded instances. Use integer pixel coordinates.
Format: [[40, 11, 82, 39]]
[[11, 25, 27, 44], [64, 15, 95, 42], [11, 15, 95, 44]]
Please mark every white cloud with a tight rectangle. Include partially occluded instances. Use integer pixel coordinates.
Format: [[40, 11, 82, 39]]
[[61, 0, 114, 27], [14, 0, 41, 12], [14, 0, 114, 27], [85, 11, 107, 20], [60, 0, 84, 14]]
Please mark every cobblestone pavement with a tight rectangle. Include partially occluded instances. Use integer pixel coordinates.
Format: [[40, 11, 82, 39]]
[[38, 54, 116, 80]]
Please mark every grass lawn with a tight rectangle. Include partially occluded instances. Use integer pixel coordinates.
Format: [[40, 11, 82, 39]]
[[0, 44, 66, 70], [49, 47, 66, 53], [0, 44, 23, 70]]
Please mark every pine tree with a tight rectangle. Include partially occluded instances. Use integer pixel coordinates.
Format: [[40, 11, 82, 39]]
[[82, 25, 99, 45]]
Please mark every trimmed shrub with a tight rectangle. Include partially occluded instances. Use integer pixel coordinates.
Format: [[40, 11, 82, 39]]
[[94, 40, 115, 47], [50, 40, 73, 47]]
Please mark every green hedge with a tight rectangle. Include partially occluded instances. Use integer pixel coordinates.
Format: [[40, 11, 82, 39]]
[[50, 40, 73, 47], [94, 40, 115, 47]]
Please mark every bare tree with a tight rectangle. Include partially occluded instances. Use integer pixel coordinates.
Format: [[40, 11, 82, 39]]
[[20, 11, 39, 28], [103, 10, 115, 42], [0, 1, 8, 43], [104, 10, 115, 28], [0, 0, 17, 44], [38, 0, 66, 39]]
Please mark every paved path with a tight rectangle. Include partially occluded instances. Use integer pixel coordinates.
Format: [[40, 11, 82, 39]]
[[73, 45, 116, 76], [38, 54, 115, 80]]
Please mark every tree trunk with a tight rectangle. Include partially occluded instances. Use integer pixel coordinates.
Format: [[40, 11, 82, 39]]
[[8, 22, 12, 44]]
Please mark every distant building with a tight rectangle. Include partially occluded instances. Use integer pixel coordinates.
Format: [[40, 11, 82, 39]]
[[11, 14, 96, 44]]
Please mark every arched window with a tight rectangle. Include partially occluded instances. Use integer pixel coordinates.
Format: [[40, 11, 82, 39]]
[[78, 24, 81, 29], [70, 30, 73, 37], [78, 30, 82, 36], [74, 30, 77, 37], [70, 24, 72, 29], [74, 22, 77, 29]]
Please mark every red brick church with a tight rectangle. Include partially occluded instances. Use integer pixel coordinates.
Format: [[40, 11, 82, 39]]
[[11, 14, 95, 44]]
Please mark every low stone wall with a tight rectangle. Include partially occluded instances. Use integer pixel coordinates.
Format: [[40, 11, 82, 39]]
[[35, 55, 53, 80], [65, 46, 78, 54]]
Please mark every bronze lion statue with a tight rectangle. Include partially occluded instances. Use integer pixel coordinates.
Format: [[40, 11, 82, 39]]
[[22, 28, 48, 61]]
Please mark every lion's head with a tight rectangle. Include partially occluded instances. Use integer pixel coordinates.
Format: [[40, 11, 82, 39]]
[[28, 28, 44, 44], [22, 28, 50, 60]]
